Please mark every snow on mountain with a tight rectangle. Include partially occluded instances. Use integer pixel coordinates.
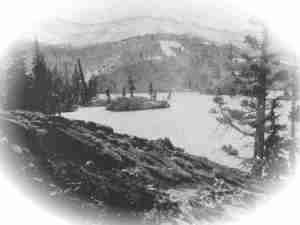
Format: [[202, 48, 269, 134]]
[[159, 40, 184, 57]]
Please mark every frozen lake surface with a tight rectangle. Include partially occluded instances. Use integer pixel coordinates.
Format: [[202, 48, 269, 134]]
[[63, 92, 291, 168]]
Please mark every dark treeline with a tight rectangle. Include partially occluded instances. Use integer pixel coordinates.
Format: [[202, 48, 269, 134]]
[[1, 40, 98, 114]]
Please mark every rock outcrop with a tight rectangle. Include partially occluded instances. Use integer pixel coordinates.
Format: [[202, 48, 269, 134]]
[[0, 111, 266, 224]]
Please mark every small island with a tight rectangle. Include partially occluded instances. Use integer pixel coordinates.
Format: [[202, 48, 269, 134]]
[[106, 96, 170, 111]]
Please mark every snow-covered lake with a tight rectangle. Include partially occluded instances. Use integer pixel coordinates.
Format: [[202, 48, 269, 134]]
[[63, 92, 292, 169]]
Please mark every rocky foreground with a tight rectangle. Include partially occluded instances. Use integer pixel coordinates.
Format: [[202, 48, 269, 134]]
[[0, 111, 271, 225], [106, 97, 170, 111]]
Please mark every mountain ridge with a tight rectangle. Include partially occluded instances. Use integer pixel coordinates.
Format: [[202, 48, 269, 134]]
[[35, 16, 246, 47], [31, 32, 236, 92]]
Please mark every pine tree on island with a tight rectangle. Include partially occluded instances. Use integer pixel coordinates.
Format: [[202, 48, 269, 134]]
[[122, 86, 127, 97], [128, 75, 136, 98], [149, 82, 153, 100]]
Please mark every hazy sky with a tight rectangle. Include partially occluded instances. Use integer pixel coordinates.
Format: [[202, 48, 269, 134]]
[[44, 0, 255, 32]]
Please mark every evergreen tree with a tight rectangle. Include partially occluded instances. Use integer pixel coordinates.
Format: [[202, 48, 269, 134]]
[[188, 79, 192, 90], [51, 66, 64, 114], [122, 86, 127, 97], [77, 58, 89, 104], [2, 41, 96, 114], [287, 62, 300, 172], [87, 75, 98, 101], [128, 75, 136, 97], [263, 98, 289, 178], [31, 39, 52, 113], [149, 82, 153, 100], [71, 64, 81, 104], [61, 62, 74, 111], [105, 88, 111, 102], [212, 25, 290, 177], [3, 54, 29, 109]]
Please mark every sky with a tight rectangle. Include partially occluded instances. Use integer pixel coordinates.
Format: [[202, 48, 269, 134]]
[[2, 0, 300, 52], [43, 0, 255, 32], [24, 0, 291, 59], [0, 0, 297, 62]]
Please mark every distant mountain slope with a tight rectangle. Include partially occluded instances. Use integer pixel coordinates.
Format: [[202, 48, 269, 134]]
[[2, 15, 294, 94], [35, 16, 245, 46], [4, 31, 292, 93], [36, 33, 237, 92]]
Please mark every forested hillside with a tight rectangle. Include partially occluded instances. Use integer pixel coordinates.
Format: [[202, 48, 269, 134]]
[[4, 33, 243, 93]]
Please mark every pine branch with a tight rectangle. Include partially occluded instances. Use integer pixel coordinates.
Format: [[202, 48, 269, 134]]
[[217, 104, 255, 137]]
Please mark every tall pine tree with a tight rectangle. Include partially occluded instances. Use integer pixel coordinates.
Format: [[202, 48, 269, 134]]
[[3, 54, 29, 109], [212, 25, 290, 177], [31, 39, 52, 113]]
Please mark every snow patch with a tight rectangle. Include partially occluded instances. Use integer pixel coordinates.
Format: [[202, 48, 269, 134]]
[[202, 41, 212, 46], [159, 40, 184, 57], [144, 55, 162, 61]]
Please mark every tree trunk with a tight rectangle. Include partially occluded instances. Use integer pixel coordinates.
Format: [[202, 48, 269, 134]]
[[254, 71, 266, 159], [254, 27, 268, 160], [290, 73, 297, 172]]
